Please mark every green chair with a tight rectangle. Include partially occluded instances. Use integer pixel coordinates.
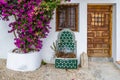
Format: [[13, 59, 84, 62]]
[[55, 29, 78, 69]]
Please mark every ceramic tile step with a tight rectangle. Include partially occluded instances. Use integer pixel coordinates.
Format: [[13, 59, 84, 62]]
[[88, 57, 113, 62]]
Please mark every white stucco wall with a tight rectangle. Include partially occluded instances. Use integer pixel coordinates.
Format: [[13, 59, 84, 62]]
[[0, 0, 120, 63], [41, 0, 120, 63], [0, 16, 16, 59], [116, 0, 120, 61], [112, 4, 117, 61]]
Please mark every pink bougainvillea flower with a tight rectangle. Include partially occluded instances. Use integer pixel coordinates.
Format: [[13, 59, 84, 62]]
[[0, 0, 71, 53], [0, 0, 7, 4], [18, 0, 22, 4]]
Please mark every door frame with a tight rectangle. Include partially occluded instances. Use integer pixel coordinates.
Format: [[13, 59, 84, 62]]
[[87, 5, 113, 57]]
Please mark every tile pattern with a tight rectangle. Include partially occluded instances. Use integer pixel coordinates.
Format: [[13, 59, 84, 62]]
[[55, 29, 77, 69], [55, 58, 77, 69], [56, 29, 76, 53]]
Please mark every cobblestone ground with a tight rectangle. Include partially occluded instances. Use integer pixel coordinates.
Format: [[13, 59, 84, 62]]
[[0, 59, 120, 80]]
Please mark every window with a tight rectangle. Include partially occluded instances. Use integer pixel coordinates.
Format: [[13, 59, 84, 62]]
[[56, 4, 79, 31]]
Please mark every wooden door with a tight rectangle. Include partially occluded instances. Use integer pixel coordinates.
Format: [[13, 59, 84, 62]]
[[87, 5, 112, 57]]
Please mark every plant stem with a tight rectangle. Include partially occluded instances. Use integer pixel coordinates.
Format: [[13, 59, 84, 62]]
[[13, 31, 17, 38], [13, 15, 17, 38]]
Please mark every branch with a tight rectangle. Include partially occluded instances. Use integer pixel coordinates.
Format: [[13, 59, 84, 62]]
[[13, 15, 17, 38]]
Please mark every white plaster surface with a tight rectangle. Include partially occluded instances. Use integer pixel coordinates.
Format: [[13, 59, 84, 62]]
[[0, 0, 120, 63], [6, 51, 42, 72]]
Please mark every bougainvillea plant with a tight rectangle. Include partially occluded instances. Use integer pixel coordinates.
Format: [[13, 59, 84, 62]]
[[0, 0, 70, 53]]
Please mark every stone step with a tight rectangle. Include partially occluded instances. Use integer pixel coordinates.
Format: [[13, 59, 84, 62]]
[[88, 57, 113, 62], [116, 61, 120, 64], [115, 61, 120, 69]]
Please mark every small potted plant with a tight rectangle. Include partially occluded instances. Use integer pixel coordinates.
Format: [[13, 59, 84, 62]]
[[0, 0, 70, 71]]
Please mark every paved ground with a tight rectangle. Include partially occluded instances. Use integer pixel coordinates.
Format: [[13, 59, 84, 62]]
[[89, 62, 120, 80], [0, 59, 120, 80]]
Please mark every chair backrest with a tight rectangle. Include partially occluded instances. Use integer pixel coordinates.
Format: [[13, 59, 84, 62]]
[[56, 29, 76, 54]]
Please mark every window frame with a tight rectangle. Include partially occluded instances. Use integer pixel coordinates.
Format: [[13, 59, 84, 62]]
[[56, 3, 79, 31]]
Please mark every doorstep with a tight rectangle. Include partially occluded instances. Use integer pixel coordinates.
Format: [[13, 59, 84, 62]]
[[115, 61, 120, 69], [88, 57, 113, 62], [116, 61, 120, 64]]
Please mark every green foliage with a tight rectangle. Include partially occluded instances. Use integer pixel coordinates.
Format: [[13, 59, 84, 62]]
[[41, 60, 47, 65], [50, 42, 57, 52]]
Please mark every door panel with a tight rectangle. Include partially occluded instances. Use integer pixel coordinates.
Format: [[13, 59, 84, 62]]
[[87, 5, 112, 57]]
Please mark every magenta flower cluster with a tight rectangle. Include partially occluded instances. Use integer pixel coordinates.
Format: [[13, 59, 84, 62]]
[[0, 0, 70, 53]]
